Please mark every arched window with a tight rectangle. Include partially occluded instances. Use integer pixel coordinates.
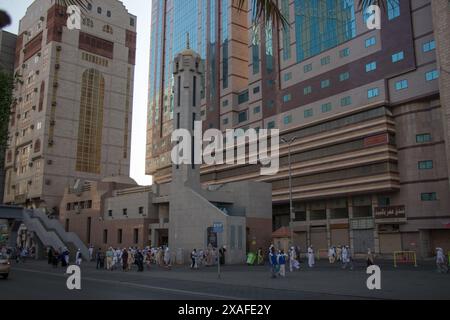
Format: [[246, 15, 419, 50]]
[[102, 25, 113, 34], [76, 69, 105, 174], [34, 139, 41, 153], [6, 150, 12, 163]]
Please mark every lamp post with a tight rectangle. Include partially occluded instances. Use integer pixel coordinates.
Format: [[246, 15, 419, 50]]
[[281, 137, 298, 246]]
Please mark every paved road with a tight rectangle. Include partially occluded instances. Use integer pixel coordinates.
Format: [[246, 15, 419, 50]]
[[0, 260, 448, 300]]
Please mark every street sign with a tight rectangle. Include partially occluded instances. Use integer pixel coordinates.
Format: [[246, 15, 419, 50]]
[[212, 222, 223, 234]]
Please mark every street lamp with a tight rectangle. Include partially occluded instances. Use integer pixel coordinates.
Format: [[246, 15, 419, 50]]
[[281, 136, 298, 246]]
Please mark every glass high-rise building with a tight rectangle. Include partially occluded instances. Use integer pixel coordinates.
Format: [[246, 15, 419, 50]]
[[147, 0, 450, 258], [146, 0, 247, 179]]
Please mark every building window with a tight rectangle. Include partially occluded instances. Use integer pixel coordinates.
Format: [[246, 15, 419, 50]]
[[421, 193, 437, 201], [97, 7, 102, 14], [303, 86, 312, 95], [423, 40, 436, 52], [321, 56, 330, 66], [34, 139, 41, 153], [76, 69, 105, 174], [251, 23, 260, 75], [283, 115, 292, 125], [238, 90, 249, 104], [341, 96, 352, 107], [425, 70, 439, 81], [223, 118, 229, 125], [133, 229, 139, 244], [267, 121, 276, 129], [416, 133, 432, 143], [388, 1, 400, 20], [107, 10, 111, 18], [253, 86, 260, 94], [395, 79, 408, 91], [253, 106, 261, 114], [367, 88, 380, 99], [284, 72, 292, 82], [283, 93, 292, 103], [139, 207, 144, 214], [267, 100, 274, 109], [123, 208, 127, 216], [238, 111, 248, 123], [303, 64, 312, 73], [418, 160, 433, 170], [365, 61, 377, 72], [281, 0, 291, 61], [339, 48, 350, 58], [304, 108, 313, 118], [130, 18, 135, 27], [365, 36, 376, 48], [339, 72, 350, 82], [294, 0, 356, 62], [108, 210, 112, 217], [321, 103, 332, 113], [321, 79, 330, 88], [392, 51, 404, 63], [118, 229, 123, 244], [103, 229, 108, 244]]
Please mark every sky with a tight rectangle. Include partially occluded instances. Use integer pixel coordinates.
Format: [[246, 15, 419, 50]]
[[0, 0, 153, 186]]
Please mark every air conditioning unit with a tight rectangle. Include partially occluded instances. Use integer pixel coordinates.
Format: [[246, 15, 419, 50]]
[[50, 120, 56, 126], [51, 102, 57, 107], [53, 82, 58, 88], [45, 179, 51, 186], [40, 16, 45, 22], [11, 185, 16, 190], [37, 52, 41, 57], [34, 88, 38, 92], [48, 139, 54, 146], [22, 63, 26, 69], [47, 159, 53, 165], [56, 46, 62, 52], [32, 105, 36, 110], [55, 64, 60, 69], [28, 180, 33, 185], [30, 124, 35, 130], [35, 70, 40, 75]]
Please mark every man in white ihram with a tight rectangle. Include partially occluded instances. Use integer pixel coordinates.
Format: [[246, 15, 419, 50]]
[[307, 246, 315, 268], [75, 249, 82, 266]]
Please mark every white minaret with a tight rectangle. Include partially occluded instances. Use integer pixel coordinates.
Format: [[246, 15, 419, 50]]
[[172, 34, 204, 191]]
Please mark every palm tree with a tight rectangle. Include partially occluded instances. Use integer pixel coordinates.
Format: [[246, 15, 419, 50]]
[[235, 0, 393, 27]]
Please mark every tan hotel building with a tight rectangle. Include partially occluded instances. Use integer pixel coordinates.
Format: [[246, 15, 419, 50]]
[[3, 0, 136, 212], [146, 0, 450, 257]]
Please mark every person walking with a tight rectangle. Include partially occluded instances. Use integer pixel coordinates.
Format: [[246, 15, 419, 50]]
[[328, 247, 336, 264], [219, 246, 226, 265], [269, 247, 278, 278], [289, 246, 299, 272], [366, 248, 375, 267], [164, 247, 171, 269], [191, 249, 198, 269], [436, 248, 448, 273], [135, 250, 144, 272], [88, 245, 94, 262], [278, 250, 287, 277], [122, 248, 129, 271], [75, 249, 82, 266], [47, 247, 53, 265], [106, 247, 113, 271], [307, 246, 315, 268], [257, 248, 264, 265], [96, 248, 103, 269]]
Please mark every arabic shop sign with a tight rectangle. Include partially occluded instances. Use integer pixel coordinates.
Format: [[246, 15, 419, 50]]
[[375, 205, 406, 219]]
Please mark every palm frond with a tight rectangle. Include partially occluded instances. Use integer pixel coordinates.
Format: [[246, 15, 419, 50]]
[[0, 10, 12, 29], [235, 0, 289, 30]]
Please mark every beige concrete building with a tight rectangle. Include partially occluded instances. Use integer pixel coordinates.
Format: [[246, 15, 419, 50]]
[[3, 0, 136, 213]]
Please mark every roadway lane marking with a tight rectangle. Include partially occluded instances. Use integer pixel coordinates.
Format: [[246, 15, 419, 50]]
[[13, 267, 245, 300]]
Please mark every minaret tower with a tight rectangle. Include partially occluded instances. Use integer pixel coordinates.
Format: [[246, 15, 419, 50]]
[[171, 34, 204, 191]]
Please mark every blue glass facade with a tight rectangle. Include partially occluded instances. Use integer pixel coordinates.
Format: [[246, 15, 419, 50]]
[[294, 0, 356, 62]]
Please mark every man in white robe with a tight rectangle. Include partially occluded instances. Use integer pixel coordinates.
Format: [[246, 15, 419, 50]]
[[75, 249, 82, 266], [307, 246, 315, 268], [436, 248, 448, 273]]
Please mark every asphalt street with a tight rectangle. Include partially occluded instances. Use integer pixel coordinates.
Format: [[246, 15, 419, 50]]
[[0, 259, 448, 300]]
